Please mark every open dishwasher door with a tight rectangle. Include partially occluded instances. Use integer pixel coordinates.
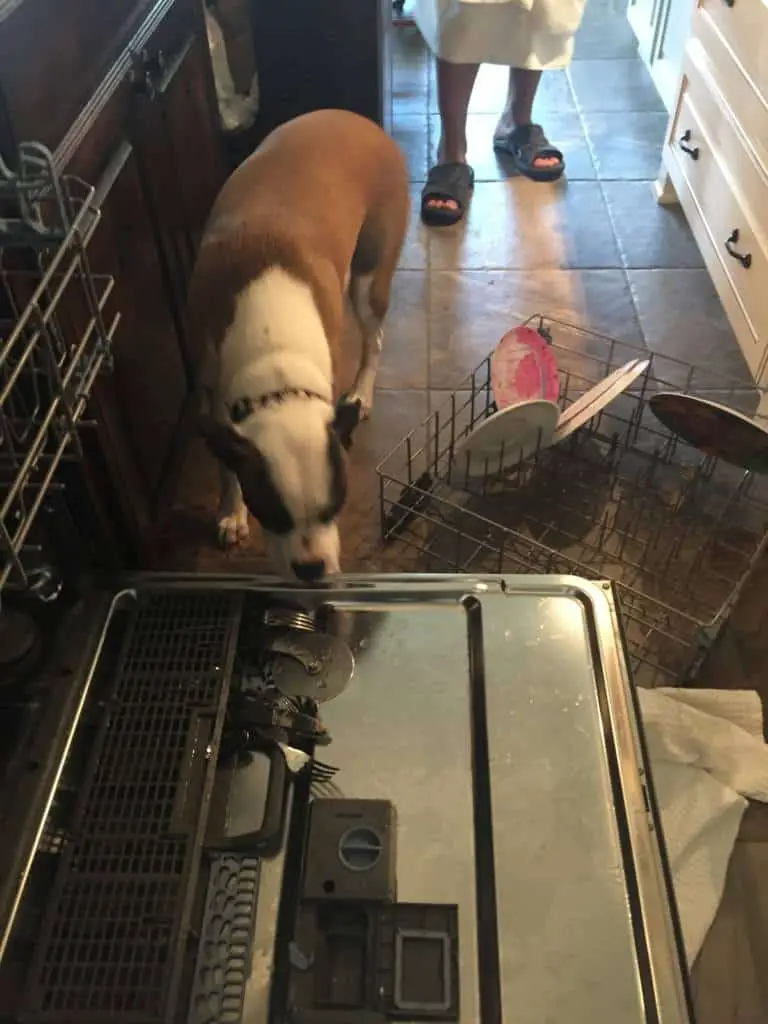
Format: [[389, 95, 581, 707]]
[[0, 574, 693, 1024]]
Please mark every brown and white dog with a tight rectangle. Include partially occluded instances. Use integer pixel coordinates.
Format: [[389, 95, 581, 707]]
[[189, 109, 410, 582]]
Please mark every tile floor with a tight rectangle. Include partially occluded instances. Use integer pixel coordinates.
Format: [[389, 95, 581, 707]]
[[162, 7, 768, 1014]]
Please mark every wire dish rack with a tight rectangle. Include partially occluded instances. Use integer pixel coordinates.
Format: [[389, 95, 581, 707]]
[[1, 142, 118, 594], [376, 315, 768, 688]]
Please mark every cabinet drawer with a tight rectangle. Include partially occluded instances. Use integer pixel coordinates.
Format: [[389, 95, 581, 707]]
[[697, 0, 768, 108], [669, 80, 768, 360], [680, 48, 768, 241]]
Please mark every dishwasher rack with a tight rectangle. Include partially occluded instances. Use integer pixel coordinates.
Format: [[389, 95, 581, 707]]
[[0, 141, 118, 594], [376, 315, 768, 687]]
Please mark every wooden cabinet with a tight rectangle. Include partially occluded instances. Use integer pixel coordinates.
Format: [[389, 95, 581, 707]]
[[88, 142, 189, 520], [0, 0, 158, 157], [130, 31, 229, 371], [0, 0, 226, 564], [161, 34, 229, 256]]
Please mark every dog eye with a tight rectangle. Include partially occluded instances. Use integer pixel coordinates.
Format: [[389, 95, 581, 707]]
[[240, 481, 294, 535]]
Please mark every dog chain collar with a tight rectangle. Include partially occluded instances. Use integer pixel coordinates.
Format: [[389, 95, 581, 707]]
[[229, 388, 332, 423]]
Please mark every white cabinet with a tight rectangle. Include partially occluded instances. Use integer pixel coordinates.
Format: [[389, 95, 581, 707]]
[[659, 0, 768, 390], [627, 0, 695, 111], [627, 0, 664, 64]]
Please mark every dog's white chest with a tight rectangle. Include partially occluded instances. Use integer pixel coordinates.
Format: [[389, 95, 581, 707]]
[[218, 267, 333, 402]]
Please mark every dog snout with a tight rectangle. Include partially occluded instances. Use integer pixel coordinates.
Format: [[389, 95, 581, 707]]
[[291, 559, 326, 583]]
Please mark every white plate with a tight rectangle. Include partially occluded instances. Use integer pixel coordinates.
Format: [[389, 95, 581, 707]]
[[452, 399, 560, 478], [552, 358, 650, 443], [649, 391, 768, 472]]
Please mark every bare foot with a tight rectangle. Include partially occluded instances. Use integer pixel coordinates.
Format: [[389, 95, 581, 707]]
[[423, 140, 467, 216], [421, 151, 475, 226], [493, 122, 565, 180]]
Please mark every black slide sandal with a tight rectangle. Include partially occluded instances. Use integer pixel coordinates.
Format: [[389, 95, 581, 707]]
[[421, 162, 475, 226], [493, 124, 565, 182]]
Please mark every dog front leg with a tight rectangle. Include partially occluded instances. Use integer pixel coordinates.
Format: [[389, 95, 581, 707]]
[[217, 465, 250, 548], [348, 274, 384, 419]]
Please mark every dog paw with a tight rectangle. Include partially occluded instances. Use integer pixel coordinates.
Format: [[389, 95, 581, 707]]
[[217, 510, 250, 548], [343, 391, 372, 421]]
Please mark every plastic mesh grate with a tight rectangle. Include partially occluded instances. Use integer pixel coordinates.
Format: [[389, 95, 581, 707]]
[[187, 855, 261, 1024], [22, 590, 242, 1023]]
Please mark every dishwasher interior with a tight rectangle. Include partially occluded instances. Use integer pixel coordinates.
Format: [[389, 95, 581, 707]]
[[0, 574, 695, 1024]]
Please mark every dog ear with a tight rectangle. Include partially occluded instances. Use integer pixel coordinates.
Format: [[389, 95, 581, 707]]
[[332, 396, 362, 450], [199, 414, 253, 472]]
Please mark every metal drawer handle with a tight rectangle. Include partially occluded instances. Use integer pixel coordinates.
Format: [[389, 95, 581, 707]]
[[725, 229, 752, 269], [678, 129, 699, 160], [722, 0, 734, 7]]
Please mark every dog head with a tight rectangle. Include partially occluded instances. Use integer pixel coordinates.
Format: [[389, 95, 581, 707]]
[[200, 394, 361, 581]]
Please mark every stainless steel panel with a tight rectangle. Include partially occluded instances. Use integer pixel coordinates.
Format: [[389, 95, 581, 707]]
[[483, 581, 646, 1021]]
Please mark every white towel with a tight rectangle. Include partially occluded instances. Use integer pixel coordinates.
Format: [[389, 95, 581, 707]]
[[638, 687, 768, 967], [413, 0, 586, 68]]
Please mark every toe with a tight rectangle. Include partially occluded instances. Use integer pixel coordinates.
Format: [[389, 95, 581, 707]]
[[426, 197, 458, 211]]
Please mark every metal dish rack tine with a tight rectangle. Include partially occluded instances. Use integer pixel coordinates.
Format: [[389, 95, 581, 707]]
[[561, 367, 574, 408], [595, 502, 612, 552], [378, 469, 387, 538], [739, 470, 755, 500], [702, 453, 718, 481], [661, 430, 678, 465], [497, 533, 507, 574], [605, 334, 619, 377], [432, 407, 440, 474], [444, 404, 454, 486], [450, 391, 458, 447], [630, 363, 652, 444], [674, 463, 701, 515]]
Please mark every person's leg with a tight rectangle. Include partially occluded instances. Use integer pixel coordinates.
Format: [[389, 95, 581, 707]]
[[421, 58, 478, 224], [435, 57, 479, 164], [493, 67, 565, 179], [497, 67, 541, 135]]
